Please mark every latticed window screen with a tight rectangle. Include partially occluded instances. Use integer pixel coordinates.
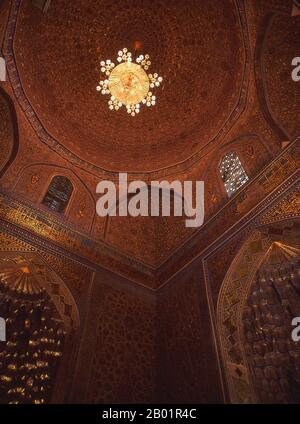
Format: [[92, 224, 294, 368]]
[[42, 176, 73, 213], [219, 152, 249, 197]]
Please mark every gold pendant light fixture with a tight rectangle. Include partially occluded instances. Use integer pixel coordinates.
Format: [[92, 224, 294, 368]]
[[96, 48, 163, 116]]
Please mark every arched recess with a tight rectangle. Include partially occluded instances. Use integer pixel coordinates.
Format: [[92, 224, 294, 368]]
[[254, 14, 288, 143], [104, 184, 192, 266], [217, 219, 300, 403], [0, 86, 19, 178], [0, 252, 80, 404], [255, 10, 300, 142]]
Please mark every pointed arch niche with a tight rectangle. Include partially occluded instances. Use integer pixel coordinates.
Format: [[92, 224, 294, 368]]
[[0, 252, 80, 404], [0, 87, 19, 178], [217, 220, 300, 403]]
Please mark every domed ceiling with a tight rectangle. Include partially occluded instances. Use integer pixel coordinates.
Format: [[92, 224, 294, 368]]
[[14, 0, 244, 173]]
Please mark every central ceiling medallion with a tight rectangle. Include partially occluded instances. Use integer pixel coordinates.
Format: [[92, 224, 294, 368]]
[[96, 48, 163, 116]]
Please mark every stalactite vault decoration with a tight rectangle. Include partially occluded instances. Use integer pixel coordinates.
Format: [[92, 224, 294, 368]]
[[242, 243, 300, 403], [0, 258, 66, 404], [217, 220, 300, 403]]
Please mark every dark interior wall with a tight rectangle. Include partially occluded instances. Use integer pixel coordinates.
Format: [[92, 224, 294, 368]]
[[70, 268, 158, 404], [71, 259, 225, 404], [157, 260, 224, 403]]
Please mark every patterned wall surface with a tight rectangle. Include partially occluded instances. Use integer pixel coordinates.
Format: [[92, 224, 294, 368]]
[[71, 274, 157, 404], [260, 187, 300, 225], [158, 265, 223, 403], [264, 12, 300, 139], [87, 288, 156, 403]]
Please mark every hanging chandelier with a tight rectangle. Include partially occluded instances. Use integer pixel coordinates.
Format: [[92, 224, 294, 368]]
[[96, 48, 163, 116]]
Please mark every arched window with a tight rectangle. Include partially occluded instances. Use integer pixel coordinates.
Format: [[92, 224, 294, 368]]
[[219, 152, 249, 197], [42, 176, 73, 213]]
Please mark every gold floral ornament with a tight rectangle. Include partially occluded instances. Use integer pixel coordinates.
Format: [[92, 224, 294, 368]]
[[96, 48, 163, 116]]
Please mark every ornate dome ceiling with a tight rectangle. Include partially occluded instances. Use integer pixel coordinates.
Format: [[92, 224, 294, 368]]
[[14, 0, 244, 173]]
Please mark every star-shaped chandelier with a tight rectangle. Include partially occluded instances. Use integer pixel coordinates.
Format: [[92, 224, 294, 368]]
[[96, 48, 163, 116]]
